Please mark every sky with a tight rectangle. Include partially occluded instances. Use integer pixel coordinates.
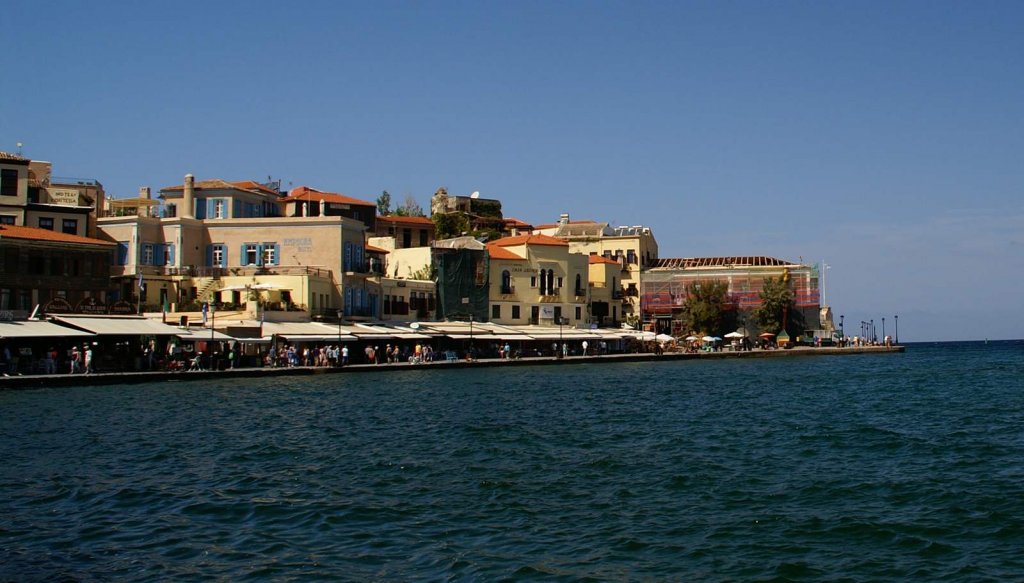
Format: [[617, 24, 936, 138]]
[[2, 1, 1022, 341]]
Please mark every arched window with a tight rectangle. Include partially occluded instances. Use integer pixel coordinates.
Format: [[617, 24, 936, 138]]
[[501, 270, 512, 294], [547, 269, 555, 295]]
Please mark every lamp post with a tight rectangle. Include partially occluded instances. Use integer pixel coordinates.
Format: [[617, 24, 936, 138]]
[[840, 314, 844, 344], [469, 313, 474, 360], [337, 309, 343, 364], [882, 317, 886, 342], [870, 319, 875, 343], [894, 314, 899, 345], [558, 315, 564, 359], [209, 301, 216, 370]]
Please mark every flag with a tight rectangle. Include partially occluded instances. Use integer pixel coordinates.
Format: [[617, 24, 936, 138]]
[[137, 271, 145, 291]]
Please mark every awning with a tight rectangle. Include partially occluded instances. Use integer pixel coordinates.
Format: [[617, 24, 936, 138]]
[[0, 320, 94, 339], [175, 329, 237, 342], [53, 316, 181, 336], [279, 334, 357, 342]]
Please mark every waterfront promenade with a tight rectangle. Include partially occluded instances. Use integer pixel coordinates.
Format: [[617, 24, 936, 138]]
[[0, 345, 903, 389]]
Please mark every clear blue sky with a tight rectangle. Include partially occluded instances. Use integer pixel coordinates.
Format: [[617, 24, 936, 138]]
[[3, 1, 1022, 341]]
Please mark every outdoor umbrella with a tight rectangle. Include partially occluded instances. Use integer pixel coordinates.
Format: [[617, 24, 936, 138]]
[[724, 331, 744, 339], [701, 336, 716, 342], [655, 333, 674, 343], [759, 332, 776, 338]]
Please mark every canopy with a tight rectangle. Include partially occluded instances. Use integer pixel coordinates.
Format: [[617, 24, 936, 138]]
[[701, 335, 717, 342], [685, 335, 699, 341], [655, 334, 675, 343], [759, 332, 776, 338], [53, 316, 180, 336], [724, 331, 745, 338], [0, 320, 93, 339], [278, 334, 356, 342], [175, 328, 237, 342]]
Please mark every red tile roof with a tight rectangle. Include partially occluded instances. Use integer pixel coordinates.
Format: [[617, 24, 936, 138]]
[[283, 186, 375, 207], [503, 217, 533, 228], [0, 151, 30, 164], [486, 245, 525, 260], [490, 234, 568, 248], [588, 255, 620, 265], [653, 256, 796, 269], [0, 224, 115, 247], [161, 179, 276, 196]]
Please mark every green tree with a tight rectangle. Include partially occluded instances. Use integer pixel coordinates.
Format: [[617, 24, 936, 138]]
[[432, 212, 470, 239], [678, 281, 731, 335], [376, 190, 392, 216], [395, 194, 425, 217], [755, 275, 804, 336]]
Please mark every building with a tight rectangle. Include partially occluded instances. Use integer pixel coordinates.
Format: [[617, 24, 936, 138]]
[[536, 213, 659, 328], [641, 256, 821, 336], [96, 174, 379, 322], [587, 254, 624, 327], [280, 186, 377, 232], [0, 152, 30, 226], [429, 187, 504, 236], [485, 234, 589, 327], [373, 215, 435, 249], [0, 223, 115, 317]]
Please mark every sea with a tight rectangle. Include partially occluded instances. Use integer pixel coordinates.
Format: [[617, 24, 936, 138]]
[[1, 340, 1023, 581]]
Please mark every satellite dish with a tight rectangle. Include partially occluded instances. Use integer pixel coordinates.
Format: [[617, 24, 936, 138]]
[[470, 191, 480, 199], [410, 322, 420, 329]]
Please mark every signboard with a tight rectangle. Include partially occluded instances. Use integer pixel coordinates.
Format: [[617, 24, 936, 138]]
[[540, 306, 555, 319], [43, 297, 73, 314], [76, 297, 107, 314], [110, 300, 136, 315], [48, 189, 81, 205]]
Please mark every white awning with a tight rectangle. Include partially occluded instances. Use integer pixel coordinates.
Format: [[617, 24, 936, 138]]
[[53, 316, 181, 336], [0, 320, 94, 339], [175, 329, 237, 342], [278, 334, 357, 342]]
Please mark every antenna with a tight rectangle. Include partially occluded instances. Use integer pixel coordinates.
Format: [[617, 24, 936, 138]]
[[470, 191, 480, 199], [16, 142, 23, 156]]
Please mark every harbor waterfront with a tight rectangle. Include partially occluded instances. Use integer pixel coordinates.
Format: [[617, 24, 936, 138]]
[[2, 340, 1022, 580], [0, 344, 902, 390]]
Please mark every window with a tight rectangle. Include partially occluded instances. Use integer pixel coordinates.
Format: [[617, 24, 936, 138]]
[[343, 242, 352, 271], [402, 228, 412, 248], [0, 215, 15, 225], [214, 199, 226, 219], [38, 217, 54, 230], [0, 169, 17, 197], [243, 243, 260, 266], [627, 249, 637, 264], [492, 304, 501, 319], [116, 242, 129, 265], [383, 294, 391, 315], [575, 306, 582, 320], [419, 229, 428, 246], [165, 244, 175, 265], [511, 305, 520, 319], [62, 219, 78, 235], [556, 276, 563, 288], [208, 244, 226, 268], [501, 270, 512, 294], [263, 243, 278, 266], [575, 274, 583, 296], [142, 244, 154, 265]]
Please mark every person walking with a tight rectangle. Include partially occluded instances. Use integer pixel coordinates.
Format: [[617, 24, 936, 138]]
[[84, 345, 94, 374], [582, 340, 588, 355]]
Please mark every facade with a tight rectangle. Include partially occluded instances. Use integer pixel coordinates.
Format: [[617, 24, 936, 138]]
[[485, 234, 589, 327], [0, 152, 30, 226], [0, 223, 115, 317], [281, 186, 377, 232], [97, 175, 379, 321], [537, 213, 659, 328], [373, 215, 435, 249], [641, 256, 821, 336], [587, 254, 623, 327]]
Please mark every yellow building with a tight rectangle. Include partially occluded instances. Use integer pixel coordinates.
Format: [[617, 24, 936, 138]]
[[96, 174, 379, 321], [535, 213, 659, 328], [485, 234, 589, 326]]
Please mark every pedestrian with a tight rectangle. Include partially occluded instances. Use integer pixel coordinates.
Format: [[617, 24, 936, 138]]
[[582, 340, 588, 355], [69, 346, 81, 374], [341, 345, 349, 366], [84, 345, 94, 374]]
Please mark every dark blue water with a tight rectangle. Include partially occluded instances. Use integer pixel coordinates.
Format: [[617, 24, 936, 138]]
[[2, 342, 1023, 581]]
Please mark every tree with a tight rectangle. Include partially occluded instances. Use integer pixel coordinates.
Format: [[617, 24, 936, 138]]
[[394, 194, 425, 217], [755, 275, 804, 336], [376, 190, 392, 216], [432, 212, 470, 239], [678, 281, 731, 335]]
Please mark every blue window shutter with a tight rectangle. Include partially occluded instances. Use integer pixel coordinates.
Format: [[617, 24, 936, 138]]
[[117, 242, 129, 265], [154, 244, 165, 266], [206, 245, 213, 267], [195, 199, 206, 219], [233, 199, 241, 218], [273, 244, 280, 266], [257, 244, 264, 266], [207, 199, 216, 219], [220, 245, 227, 268], [240, 244, 248, 265]]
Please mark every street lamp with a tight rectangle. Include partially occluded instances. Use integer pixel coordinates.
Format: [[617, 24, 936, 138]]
[[894, 314, 899, 345], [870, 319, 874, 343], [882, 317, 886, 342], [558, 315, 564, 359], [342, 309, 350, 364]]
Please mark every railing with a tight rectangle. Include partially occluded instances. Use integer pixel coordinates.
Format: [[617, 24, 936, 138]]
[[52, 177, 101, 187]]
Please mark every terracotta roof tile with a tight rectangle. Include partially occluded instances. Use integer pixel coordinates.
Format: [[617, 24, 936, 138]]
[[0, 224, 115, 247], [282, 186, 375, 207], [161, 178, 275, 196], [588, 255, 620, 265], [486, 245, 525, 260], [490, 234, 568, 248], [0, 151, 30, 164]]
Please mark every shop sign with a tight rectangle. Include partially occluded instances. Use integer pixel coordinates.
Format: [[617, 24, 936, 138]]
[[109, 300, 136, 315], [43, 297, 73, 314], [49, 189, 80, 205], [76, 297, 107, 314]]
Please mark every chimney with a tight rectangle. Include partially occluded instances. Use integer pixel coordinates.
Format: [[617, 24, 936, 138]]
[[558, 213, 569, 226], [139, 186, 150, 199], [182, 174, 195, 218]]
